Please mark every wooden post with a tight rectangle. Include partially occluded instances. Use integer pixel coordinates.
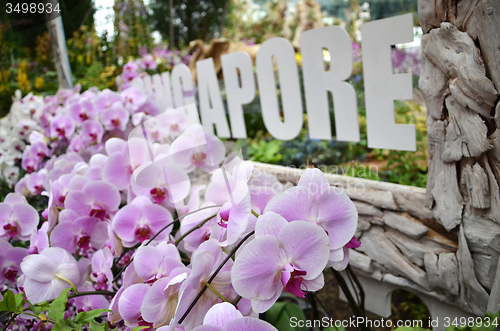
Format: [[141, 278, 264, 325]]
[[418, 0, 500, 315], [46, 0, 73, 89]]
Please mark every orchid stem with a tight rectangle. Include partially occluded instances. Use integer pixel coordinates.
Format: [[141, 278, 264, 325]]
[[111, 205, 222, 284], [174, 213, 217, 246], [178, 230, 255, 325], [203, 282, 230, 303]]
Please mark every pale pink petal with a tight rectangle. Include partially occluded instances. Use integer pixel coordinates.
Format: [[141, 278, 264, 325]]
[[255, 212, 287, 238], [231, 236, 283, 302], [203, 302, 243, 327], [277, 221, 330, 280], [119, 283, 150, 323]]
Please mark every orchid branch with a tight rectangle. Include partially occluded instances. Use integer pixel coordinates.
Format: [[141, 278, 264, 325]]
[[177, 230, 256, 325], [112, 205, 222, 284], [174, 213, 217, 246]]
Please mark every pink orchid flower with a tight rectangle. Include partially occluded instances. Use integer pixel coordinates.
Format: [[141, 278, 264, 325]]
[[264, 168, 358, 266], [50, 114, 75, 139], [81, 120, 104, 145], [169, 124, 225, 173], [140, 54, 158, 70], [133, 242, 183, 283], [141, 268, 189, 328], [248, 170, 283, 214], [174, 239, 234, 330], [100, 101, 129, 131], [49, 216, 108, 253], [178, 202, 218, 252], [118, 283, 151, 328], [103, 138, 133, 191], [0, 193, 39, 241], [231, 212, 330, 313], [68, 98, 96, 123], [26, 169, 47, 195], [91, 247, 113, 290], [112, 196, 174, 247], [0, 240, 28, 286], [28, 222, 49, 254], [205, 161, 254, 246], [20, 247, 80, 303], [191, 302, 278, 331], [64, 180, 121, 219], [74, 281, 109, 313], [94, 89, 123, 111], [121, 87, 146, 113]]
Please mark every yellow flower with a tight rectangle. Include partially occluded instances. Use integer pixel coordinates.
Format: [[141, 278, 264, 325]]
[[17, 71, 30, 91], [3, 70, 10, 81], [295, 52, 302, 65], [100, 65, 116, 78], [19, 61, 29, 72], [35, 76, 44, 90]]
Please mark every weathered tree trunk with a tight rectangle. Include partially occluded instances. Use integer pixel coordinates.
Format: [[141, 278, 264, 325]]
[[418, 0, 500, 315], [46, 0, 73, 89]]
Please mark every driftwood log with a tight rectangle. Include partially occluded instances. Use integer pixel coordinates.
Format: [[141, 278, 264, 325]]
[[418, 0, 500, 315]]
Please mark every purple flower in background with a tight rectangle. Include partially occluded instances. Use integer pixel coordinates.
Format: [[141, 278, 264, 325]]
[[81, 120, 104, 145], [95, 89, 123, 111], [392, 47, 407, 72], [69, 98, 96, 123], [50, 216, 108, 253], [0, 193, 39, 241], [352, 42, 362, 63], [121, 87, 146, 113], [100, 102, 129, 131], [74, 281, 109, 312], [91, 247, 113, 290], [50, 114, 75, 139], [140, 54, 158, 70], [122, 61, 138, 82], [112, 196, 174, 247], [64, 180, 121, 219], [133, 242, 183, 283], [0, 240, 28, 286]]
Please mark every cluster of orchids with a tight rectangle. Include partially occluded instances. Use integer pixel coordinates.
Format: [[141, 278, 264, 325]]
[[0, 84, 359, 331], [116, 48, 192, 92]]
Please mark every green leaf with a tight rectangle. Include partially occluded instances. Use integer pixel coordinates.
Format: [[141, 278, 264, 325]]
[[265, 302, 308, 331], [0, 290, 18, 312], [89, 320, 108, 331], [130, 327, 151, 331], [51, 319, 74, 331], [74, 309, 111, 324], [48, 289, 69, 321]]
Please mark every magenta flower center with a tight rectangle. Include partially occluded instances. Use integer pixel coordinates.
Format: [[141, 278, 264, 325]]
[[56, 127, 65, 137], [135, 224, 152, 243], [90, 204, 106, 219], [281, 264, 307, 298], [3, 266, 18, 282], [150, 188, 167, 204], [192, 152, 207, 167], [218, 208, 230, 228], [171, 124, 178, 131], [111, 118, 120, 127], [80, 113, 88, 121], [3, 222, 19, 239], [77, 233, 91, 250]]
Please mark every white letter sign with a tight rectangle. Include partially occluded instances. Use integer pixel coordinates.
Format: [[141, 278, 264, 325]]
[[256, 38, 303, 141], [361, 13, 416, 151], [197, 58, 231, 138], [301, 26, 359, 142], [221, 51, 256, 139]]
